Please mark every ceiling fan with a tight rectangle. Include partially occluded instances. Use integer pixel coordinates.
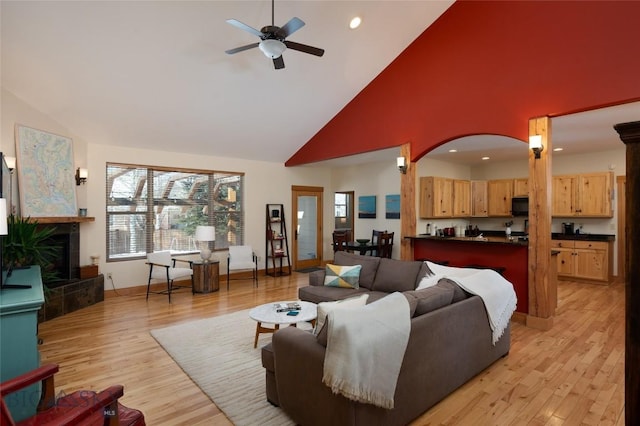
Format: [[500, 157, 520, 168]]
[[225, 0, 325, 69]]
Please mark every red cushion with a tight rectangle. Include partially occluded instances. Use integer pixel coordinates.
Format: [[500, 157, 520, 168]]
[[17, 391, 145, 426]]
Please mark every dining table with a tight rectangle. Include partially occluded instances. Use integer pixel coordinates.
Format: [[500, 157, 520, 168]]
[[345, 242, 377, 256]]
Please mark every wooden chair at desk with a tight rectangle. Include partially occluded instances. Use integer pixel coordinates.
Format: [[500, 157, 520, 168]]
[[376, 231, 394, 258]]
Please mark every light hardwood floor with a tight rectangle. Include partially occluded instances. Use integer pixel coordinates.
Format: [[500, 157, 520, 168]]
[[37, 273, 625, 425]]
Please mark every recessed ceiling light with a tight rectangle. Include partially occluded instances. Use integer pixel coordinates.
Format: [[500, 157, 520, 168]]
[[349, 16, 362, 29], [482, 156, 490, 161], [553, 147, 564, 152], [448, 149, 458, 153]]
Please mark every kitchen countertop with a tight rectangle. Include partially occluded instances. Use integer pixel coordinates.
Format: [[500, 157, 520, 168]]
[[551, 233, 615, 242], [409, 232, 614, 243], [408, 234, 529, 246]]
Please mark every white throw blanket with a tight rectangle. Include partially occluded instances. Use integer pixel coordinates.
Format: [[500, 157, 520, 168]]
[[425, 261, 517, 344], [322, 292, 410, 409]]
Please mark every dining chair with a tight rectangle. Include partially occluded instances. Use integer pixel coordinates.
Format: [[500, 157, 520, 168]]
[[376, 231, 394, 258], [332, 230, 350, 252], [370, 229, 385, 256], [146, 251, 194, 303], [227, 245, 258, 290]]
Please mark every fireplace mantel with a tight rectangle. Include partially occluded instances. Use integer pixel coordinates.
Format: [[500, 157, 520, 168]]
[[31, 216, 95, 224]]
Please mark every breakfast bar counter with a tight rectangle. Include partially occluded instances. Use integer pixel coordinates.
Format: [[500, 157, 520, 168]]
[[407, 235, 529, 314]]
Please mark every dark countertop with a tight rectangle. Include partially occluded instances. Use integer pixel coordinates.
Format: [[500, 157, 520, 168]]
[[408, 234, 528, 246], [408, 231, 615, 243], [551, 233, 615, 242]]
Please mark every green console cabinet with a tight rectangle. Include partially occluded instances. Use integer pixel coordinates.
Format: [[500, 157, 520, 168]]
[[0, 266, 44, 422]]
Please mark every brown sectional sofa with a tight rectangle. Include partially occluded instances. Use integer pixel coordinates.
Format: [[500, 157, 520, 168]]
[[261, 252, 511, 426]]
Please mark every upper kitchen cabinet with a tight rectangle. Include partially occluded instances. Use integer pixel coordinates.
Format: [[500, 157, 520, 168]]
[[487, 179, 514, 217], [513, 178, 529, 197], [552, 172, 613, 217], [471, 180, 488, 217], [420, 176, 453, 218], [452, 179, 471, 217]]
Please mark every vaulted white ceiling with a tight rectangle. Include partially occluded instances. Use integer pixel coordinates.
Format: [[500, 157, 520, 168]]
[[1, 1, 454, 163]]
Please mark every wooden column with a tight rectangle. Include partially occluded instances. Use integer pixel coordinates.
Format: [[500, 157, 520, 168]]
[[526, 116, 554, 330], [613, 120, 640, 426], [399, 142, 416, 261]]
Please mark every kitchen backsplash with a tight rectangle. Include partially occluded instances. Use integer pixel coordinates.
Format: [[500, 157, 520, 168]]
[[420, 216, 616, 236]]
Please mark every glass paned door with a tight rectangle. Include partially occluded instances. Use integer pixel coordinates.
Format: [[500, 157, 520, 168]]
[[291, 186, 323, 270]]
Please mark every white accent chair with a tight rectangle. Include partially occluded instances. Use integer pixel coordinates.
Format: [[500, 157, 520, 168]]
[[227, 245, 258, 290], [146, 251, 193, 303]]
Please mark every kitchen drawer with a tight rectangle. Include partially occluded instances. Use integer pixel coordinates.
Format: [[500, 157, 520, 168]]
[[573, 240, 607, 250]]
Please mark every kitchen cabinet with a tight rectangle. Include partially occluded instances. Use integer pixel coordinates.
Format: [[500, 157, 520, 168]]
[[550, 239, 611, 283], [487, 179, 514, 217], [552, 172, 613, 217], [420, 176, 453, 218], [452, 179, 471, 217], [513, 178, 529, 196], [471, 180, 488, 217]]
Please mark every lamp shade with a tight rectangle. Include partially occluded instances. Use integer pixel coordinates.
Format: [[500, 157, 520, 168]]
[[195, 225, 215, 241], [0, 198, 7, 236], [529, 135, 543, 150], [259, 39, 286, 59]]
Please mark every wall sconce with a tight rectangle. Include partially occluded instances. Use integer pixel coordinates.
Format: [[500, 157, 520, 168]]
[[75, 167, 88, 185], [4, 156, 16, 172], [529, 135, 544, 159], [396, 156, 407, 174]]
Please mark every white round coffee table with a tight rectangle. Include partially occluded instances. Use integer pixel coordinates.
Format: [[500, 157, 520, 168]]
[[249, 301, 317, 348]]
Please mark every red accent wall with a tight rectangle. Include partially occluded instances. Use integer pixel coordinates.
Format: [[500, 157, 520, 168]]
[[286, 1, 640, 166]]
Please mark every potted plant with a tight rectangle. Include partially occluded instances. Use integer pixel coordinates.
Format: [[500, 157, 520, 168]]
[[1, 214, 59, 283]]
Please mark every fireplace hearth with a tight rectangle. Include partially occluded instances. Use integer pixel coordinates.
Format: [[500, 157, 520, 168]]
[[34, 217, 103, 322]]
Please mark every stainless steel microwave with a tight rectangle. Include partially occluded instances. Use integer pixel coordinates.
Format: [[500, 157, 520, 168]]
[[511, 197, 529, 216]]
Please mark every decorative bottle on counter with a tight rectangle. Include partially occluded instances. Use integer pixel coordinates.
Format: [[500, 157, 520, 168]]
[[426, 223, 431, 235], [506, 226, 512, 238]]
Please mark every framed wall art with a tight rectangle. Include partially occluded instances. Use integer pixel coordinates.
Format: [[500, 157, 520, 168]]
[[358, 195, 376, 219], [385, 194, 400, 219], [15, 124, 78, 217]]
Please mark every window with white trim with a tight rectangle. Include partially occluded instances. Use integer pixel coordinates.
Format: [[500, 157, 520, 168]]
[[106, 163, 244, 261]]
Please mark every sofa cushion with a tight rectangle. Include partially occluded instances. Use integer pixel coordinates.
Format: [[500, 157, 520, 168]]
[[372, 258, 424, 293], [298, 285, 369, 304], [415, 262, 433, 288], [333, 251, 380, 290], [436, 278, 470, 303], [404, 286, 454, 316], [314, 293, 369, 335], [324, 264, 361, 289], [403, 293, 419, 317]]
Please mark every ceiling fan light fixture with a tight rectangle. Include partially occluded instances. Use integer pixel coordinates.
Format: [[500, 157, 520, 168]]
[[259, 39, 286, 58]]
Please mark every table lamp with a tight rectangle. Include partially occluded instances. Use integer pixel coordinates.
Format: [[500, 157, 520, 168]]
[[195, 225, 215, 262]]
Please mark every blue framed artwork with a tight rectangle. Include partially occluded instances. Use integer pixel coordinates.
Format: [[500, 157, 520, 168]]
[[358, 195, 376, 219], [385, 194, 400, 219]]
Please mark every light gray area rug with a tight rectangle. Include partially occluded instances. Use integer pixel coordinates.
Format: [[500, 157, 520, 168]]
[[150, 309, 302, 426]]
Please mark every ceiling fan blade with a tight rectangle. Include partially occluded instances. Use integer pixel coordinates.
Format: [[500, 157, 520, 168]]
[[226, 19, 264, 38], [225, 42, 260, 55], [278, 17, 305, 38], [273, 56, 285, 70], [284, 40, 324, 57]]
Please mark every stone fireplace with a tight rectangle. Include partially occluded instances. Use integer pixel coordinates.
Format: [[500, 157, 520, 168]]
[[36, 217, 104, 322]]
